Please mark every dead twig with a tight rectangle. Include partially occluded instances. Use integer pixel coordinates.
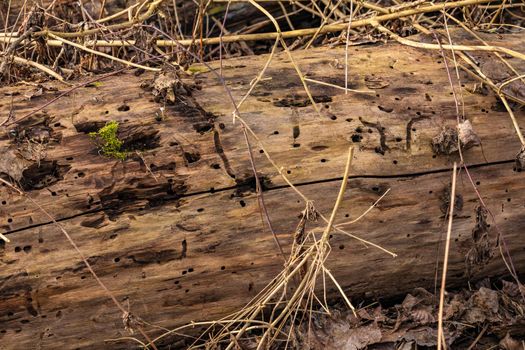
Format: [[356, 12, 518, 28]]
[[1, 0, 495, 47], [9, 55, 64, 81]]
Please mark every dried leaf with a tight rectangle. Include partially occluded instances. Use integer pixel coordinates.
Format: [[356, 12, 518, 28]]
[[499, 333, 522, 350], [464, 287, 499, 323], [432, 126, 459, 155], [397, 342, 415, 350], [475, 287, 499, 313], [457, 120, 480, 149], [339, 324, 382, 350], [466, 206, 493, 276], [411, 306, 435, 325], [402, 288, 434, 311], [402, 326, 437, 347], [400, 289, 436, 325], [23, 86, 43, 100], [152, 67, 192, 104], [300, 312, 382, 350], [443, 293, 466, 320], [432, 120, 479, 155], [502, 280, 525, 298], [0, 147, 32, 181], [439, 183, 463, 215]]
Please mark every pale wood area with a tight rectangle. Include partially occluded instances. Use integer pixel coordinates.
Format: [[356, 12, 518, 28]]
[[0, 32, 524, 349]]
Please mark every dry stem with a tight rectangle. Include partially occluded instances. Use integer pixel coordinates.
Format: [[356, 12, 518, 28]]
[[437, 162, 457, 350]]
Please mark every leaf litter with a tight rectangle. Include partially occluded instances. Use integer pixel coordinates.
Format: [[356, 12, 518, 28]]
[[292, 280, 525, 350]]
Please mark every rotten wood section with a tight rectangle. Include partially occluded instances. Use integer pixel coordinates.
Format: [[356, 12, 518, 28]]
[[0, 32, 524, 348]]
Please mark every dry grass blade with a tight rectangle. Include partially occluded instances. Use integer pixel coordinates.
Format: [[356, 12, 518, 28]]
[[247, 0, 320, 113], [345, 0, 354, 94], [304, 76, 374, 94], [430, 23, 525, 300], [437, 162, 457, 350], [36, 0, 165, 38], [335, 188, 391, 227], [373, 23, 525, 61], [0, 232, 9, 242]]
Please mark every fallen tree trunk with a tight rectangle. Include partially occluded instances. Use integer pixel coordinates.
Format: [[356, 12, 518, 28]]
[[0, 32, 524, 349]]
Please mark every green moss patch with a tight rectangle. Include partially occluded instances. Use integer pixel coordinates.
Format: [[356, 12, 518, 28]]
[[89, 121, 128, 160]]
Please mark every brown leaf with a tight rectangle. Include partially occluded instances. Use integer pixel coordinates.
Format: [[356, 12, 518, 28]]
[[432, 121, 479, 156], [474, 287, 499, 313], [401, 288, 433, 311], [464, 287, 499, 323], [400, 289, 436, 325], [23, 86, 43, 100], [339, 324, 382, 350], [432, 126, 459, 155], [500, 333, 523, 350], [411, 306, 435, 325], [401, 293, 420, 311], [457, 120, 480, 150], [302, 314, 382, 350], [152, 67, 191, 104], [502, 280, 525, 298], [402, 326, 437, 347], [0, 147, 32, 181], [396, 342, 415, 350], [443, 294, 466, 320]]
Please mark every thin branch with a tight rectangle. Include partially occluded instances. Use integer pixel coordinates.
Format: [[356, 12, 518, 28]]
[[373, 24, 525, 61], [2, 0, 495, 46], [10, 55, 64, 81], [47, 32, 160, 71]]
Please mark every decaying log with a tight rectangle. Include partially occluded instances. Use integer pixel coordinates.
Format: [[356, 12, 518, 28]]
[[0, 32, 524, 349]]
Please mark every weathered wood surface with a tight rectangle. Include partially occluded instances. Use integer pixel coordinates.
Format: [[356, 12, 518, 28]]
[[1, 33, 523, 232], [0, 32, 524, 349]]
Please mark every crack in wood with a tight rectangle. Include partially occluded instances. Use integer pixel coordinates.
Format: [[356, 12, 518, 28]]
[[1, 159, 515, 236]]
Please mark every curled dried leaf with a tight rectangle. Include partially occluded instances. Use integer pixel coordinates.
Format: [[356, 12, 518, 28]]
[[432, 120, 480, 155], [0, 147, 32, 181], [152, 67, 192, 104], [457, 120, 480, 150], [431, 126, 459, 155], [499, 333, 522, 350], [502, 280, 525, 298], [410, 306, 435, 325]]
